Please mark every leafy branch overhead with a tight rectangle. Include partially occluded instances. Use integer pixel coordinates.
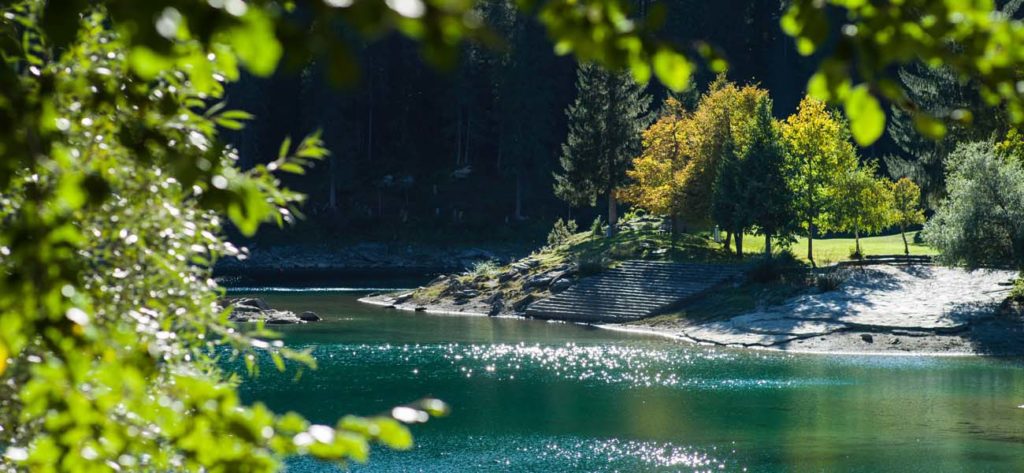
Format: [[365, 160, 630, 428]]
[[783, 0, 1024, 145]]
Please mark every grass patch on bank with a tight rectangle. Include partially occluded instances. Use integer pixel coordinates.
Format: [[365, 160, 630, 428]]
[[742, 232, 937, 264]]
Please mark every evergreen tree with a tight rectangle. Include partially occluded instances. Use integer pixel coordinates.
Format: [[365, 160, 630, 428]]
[[492, 0, 560, 221], [711, 115, 748, 256], [555, 64, 651, 236], [742, 98, 796, 257], [884, 63, 1003, 207], [884, 0, 1021, 205]]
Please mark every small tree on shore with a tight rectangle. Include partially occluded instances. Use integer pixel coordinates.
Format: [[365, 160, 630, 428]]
[[889, 177, 926, 256], [829, 166, 895, 258], [782, 96, 859, 266]]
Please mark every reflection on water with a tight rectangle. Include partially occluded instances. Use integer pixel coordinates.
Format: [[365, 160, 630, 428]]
[[234, 292, 1024, 472]]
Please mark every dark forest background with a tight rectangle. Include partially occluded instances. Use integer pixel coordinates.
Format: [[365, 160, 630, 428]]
[[224, 0, 890, 246]]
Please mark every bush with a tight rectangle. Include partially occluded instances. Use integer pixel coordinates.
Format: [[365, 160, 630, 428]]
[[590, 216, 604, 237], [746, 249, 804, 283], [547, 218, 578, 247], [468, 259, 501, 279], [576, 254, 609, 277], [1010, 277, 1024, 302], [815, 267, 848, 292]]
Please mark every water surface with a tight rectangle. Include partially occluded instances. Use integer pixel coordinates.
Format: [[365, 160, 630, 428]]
[[237, 291, 1024, 472]]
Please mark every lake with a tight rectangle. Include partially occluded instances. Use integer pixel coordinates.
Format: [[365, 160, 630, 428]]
[[235, 290, 1024, 472]]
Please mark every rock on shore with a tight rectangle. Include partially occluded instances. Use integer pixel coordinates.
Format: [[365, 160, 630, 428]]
[[220, 297, 320, 324]]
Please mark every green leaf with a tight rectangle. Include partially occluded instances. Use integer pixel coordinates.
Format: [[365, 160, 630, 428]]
[[278, 137, 292, 160], [229, 10, 283, 77], [652, 48, 692, 92], [128, 47, 173, 80], [278, 163, 305, 174], [912, 113, 948, 140], [373, 418, 413, 450], [844, 85, 885, 146]]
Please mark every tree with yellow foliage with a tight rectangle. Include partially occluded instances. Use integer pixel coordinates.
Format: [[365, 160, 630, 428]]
[[889, 177, 926, 256], [619, 97, 689, 233], [782, 96, 859, 266], [677, 77, 768, 228]]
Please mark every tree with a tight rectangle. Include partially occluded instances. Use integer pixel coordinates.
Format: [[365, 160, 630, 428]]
[[890, 177, 926, 256], [782, 96, 859, 266], [711, 117, 749, 256], [828, 166, 895, 258], [924, 141, 1024, 271], [677, 78, 767, 227], [555, 64, 651, 236], [619, 97, 689, 234], [741, 98, 796, 257]]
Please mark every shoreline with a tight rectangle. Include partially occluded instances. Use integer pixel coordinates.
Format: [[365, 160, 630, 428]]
[[357, 264, 1024, 357]]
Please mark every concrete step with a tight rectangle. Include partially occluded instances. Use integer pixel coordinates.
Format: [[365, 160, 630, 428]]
[[525, 260, 745, 322]]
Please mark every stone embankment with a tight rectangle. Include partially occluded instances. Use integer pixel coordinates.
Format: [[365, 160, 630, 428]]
[[526, 261, 746, 322], [215, 243, 521, 280]]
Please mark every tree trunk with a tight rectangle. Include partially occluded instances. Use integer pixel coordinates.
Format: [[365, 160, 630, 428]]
[[807, 222, 815, 267], [328, 154, 337, 210], [765, 233, 772, 258], [670, 213, 679, 252], [855, 227, 861, 259], [724, 231, 733, 254], [901, 225, 910, 256], [735, 232, 744, 259], [366, 61, 374, 163], [606, 190, 618, 237], [455, 108, 462, 166], [514, 173, 523, 220], [464, 111, 472, 165]]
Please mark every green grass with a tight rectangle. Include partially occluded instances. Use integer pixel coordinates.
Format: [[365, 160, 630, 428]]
[[741, 232, 937, 264]]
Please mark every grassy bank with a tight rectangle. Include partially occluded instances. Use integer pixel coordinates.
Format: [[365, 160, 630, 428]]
[[741, 232, 937, 264]]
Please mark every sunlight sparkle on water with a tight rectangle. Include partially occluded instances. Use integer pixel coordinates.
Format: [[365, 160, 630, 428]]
[[303, 341, 845, 391]]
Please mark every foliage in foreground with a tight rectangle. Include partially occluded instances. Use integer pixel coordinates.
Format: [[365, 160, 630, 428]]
[[0, 2, 455, 471]]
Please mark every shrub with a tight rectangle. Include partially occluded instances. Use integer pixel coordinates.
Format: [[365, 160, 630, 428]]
[[547, 218, 579, 247], [590, 216, 604, 237], [746, 249, 805, 283], [468, 259, 501, 279], [1010, 277, 1024, 302], [576, 254, 609, 277], [815, 267, 848, 292]]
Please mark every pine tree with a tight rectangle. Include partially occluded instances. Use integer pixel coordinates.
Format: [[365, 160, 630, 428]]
[[555, 64, 651, 236], [492, 0, 560, 221], [884, 0, 1021, 205], [711, 115, 748, 256], [884, 64, 1002, 207], [742, 98, 796, 257]]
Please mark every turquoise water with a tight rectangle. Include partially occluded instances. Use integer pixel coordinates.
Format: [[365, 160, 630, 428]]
[[237, 291, 1024, 472]]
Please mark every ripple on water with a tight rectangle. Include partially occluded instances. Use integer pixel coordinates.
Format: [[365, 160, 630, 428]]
[[283, 434, 747, 472], [253, 341, 851, 392]]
